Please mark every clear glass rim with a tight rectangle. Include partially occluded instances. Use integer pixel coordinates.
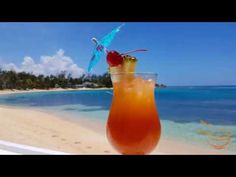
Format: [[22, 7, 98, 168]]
[[109, 72, 158, 77], [109, 72, 158, 82]]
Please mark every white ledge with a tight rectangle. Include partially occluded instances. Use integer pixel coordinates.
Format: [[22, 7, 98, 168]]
[[0, 140, 70, 155]]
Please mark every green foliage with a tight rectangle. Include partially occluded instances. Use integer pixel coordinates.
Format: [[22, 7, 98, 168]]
[[0, 68, 112, 90]]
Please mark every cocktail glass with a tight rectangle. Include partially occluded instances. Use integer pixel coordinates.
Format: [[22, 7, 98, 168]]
[[106, 72, 161, 155]]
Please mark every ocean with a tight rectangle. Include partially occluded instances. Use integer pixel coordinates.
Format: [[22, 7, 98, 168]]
[[1, 86, 236, 152]]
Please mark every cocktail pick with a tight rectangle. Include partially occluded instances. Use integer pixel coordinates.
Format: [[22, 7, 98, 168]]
[[121, 49, 148, 55], [87, 23, 125, 72]]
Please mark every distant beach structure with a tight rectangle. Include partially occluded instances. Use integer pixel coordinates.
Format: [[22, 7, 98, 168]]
[[155, 83, 167, 88], [73, 82, 100, 89]]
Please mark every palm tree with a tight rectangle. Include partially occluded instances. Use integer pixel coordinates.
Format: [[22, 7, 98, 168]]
[[6, 70, 17, 89], [0, 69, 120, 90]]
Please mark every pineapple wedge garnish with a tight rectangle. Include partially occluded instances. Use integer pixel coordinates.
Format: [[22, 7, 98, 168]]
[[109, 55, 137, 83]]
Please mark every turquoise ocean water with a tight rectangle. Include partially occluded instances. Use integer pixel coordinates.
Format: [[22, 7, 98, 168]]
[[1, 86, 236, 152]]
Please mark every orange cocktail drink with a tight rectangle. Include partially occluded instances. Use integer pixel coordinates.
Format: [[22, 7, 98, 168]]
[[107, 73, 161, 155]]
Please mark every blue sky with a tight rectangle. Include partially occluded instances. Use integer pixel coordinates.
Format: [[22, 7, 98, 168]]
[[0, 22, 236, 86]]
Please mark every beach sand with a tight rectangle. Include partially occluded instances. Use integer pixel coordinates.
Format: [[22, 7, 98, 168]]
[[0, 105, 234, 154], [0, 106, 118, 154]]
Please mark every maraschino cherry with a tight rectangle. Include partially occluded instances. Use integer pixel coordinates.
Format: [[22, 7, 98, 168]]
[[106, 50, 123, 67]]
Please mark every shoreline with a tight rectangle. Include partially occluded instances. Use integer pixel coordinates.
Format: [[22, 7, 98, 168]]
[[0, 105, 234, 154], [0, 87, 113, 95]]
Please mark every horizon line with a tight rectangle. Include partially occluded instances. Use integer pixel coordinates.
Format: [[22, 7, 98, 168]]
[[167, 84, 236, 87]]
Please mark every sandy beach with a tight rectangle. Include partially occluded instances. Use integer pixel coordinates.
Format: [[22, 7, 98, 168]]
[[0, 105, 117, 154], [0, 104, 234, 154]]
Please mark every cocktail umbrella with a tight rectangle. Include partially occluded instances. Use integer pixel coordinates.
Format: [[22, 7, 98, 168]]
[[87, 24, 124, 72]]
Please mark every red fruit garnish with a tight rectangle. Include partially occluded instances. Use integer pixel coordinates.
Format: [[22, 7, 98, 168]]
[[106, 50, 123, 67]]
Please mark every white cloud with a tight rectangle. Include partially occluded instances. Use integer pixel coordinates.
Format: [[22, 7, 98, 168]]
[[2, 63, 20, 72], [1, 49, 85, 78]]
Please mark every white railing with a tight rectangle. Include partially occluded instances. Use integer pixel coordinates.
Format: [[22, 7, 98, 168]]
[[0, 140, 70, 155]]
